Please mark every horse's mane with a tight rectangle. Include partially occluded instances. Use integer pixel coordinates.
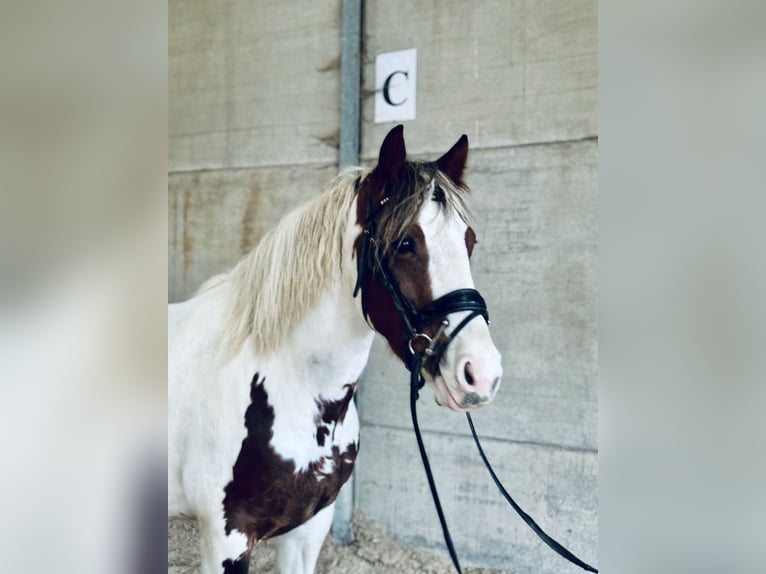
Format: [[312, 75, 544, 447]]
[[206, 162, 471, 358], [202, 168, 366, 357]]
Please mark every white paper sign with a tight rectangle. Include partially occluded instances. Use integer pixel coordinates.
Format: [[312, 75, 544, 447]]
[[374, 49, 417, 123]]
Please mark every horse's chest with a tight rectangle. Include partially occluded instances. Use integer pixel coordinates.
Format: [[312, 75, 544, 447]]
[[222, 374, 358, 542]]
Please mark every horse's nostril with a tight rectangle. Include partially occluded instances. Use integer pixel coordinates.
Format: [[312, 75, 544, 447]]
[[464, 361, 475, 386]]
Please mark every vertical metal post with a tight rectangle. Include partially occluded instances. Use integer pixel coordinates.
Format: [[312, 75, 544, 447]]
[[332, 0, 362, 545], [338, 0, 362, 170]]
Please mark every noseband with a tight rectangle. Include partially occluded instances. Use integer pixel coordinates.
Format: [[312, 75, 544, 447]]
[[353, 184, 598, 574]]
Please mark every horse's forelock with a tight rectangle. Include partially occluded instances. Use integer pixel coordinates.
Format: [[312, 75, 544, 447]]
[[361, 160, 472, 271]]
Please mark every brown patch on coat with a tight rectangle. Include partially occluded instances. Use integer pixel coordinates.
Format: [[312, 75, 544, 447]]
[[222, 374, 358, 543], [354, 178, 434, 362], [222, 556, 249, 574], [315, 383, 356, 447], [465, 226, 476, 258]]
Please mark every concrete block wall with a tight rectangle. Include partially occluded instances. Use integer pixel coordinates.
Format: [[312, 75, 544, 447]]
[[169, 1, 598, 572], [169, 0, 341, 302]]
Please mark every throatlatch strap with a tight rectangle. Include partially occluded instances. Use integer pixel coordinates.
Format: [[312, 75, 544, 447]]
[[466, 413, 599, 573], [409, 355, 463, 574]]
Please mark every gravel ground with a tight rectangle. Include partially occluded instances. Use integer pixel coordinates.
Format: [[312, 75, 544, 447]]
[[168, 512, 513, 574]]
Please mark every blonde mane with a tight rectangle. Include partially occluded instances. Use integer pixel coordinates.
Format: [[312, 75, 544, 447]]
[[209, 168, 367, 357], [206, 161, 471, 358]]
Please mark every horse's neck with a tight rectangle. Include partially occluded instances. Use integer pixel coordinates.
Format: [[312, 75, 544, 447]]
[[267, 202, 373, 395], [273, 283, 374, 387], [247, 281, 372, 471]]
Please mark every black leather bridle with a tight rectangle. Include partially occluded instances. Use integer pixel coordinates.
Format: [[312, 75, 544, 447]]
[[353, 192, 489, 371], [353, 184, 598, 574]]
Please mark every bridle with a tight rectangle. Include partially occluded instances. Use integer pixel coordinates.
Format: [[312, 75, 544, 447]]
[[353, 191, 489, 374], [353, 181, 598, 574]]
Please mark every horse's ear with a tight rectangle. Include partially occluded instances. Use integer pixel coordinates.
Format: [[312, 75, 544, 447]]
[[375, 124, 407, 182], [437, 134, 469, 185]]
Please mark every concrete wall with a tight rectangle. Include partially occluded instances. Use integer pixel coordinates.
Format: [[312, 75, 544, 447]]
[[169, 0, 341, 302], [169, 1, 598, 573]]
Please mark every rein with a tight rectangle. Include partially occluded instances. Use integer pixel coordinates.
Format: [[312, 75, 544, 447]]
[[354, 186, 598, 573]]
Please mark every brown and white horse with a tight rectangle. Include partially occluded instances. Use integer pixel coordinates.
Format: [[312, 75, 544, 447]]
[[168, 126, 503, 574]]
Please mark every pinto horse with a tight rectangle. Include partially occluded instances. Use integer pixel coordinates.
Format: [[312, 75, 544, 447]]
[[168, 126, 503, 574]]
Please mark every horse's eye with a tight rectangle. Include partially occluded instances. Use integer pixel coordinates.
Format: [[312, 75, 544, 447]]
[[396, 237, 416, 255]]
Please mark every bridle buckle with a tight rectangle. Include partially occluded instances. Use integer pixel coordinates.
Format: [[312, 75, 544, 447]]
[[408, 319, 450, 357], [408, 333, 432, 356]]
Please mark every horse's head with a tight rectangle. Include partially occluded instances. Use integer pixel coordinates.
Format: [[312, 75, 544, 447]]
[[354, 125, 502, 411]]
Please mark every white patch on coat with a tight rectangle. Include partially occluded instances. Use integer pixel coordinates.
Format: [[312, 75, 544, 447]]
[[416, 183, 503, 407]]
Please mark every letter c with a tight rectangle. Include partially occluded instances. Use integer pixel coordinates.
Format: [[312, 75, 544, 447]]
[[383, 70, 409, 106]]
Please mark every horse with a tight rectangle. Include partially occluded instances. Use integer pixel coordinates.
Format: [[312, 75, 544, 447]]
[[168, 125, 503, 574]]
